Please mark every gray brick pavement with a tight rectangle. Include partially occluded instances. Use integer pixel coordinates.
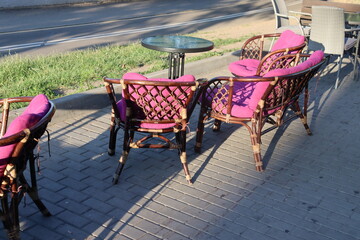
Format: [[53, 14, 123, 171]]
[[2, 56, 360, 239]]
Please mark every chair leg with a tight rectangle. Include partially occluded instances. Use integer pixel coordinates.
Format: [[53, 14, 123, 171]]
[[108, 114, 118, 156], [112, 130, 132, 185], [1, 194, 20, 240], [212, 119, 222, 132], [335, 56, 342, 89], [20, 153, 52, 216], [177, 131, 192, 184], [292, 101, 312, 136], [194, 106, 207, 153], [249, 123, 263, 171]]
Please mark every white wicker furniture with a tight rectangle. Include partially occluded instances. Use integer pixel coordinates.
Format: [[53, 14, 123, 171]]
[[308, 6, 360, 89]]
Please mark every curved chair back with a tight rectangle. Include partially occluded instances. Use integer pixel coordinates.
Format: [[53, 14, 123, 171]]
[[309, 6, 345, 56], [230, 31, 306, 77]]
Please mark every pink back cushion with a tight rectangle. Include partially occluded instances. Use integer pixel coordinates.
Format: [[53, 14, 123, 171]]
[[264, 51, 324, 77], [271, 30, 305, 52], [0, 94, 51, 176], [118, 73, 195, 129], [23, 94, 51, 117]]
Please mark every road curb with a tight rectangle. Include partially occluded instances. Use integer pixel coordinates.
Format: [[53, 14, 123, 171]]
[[51, 52, 238, 124]]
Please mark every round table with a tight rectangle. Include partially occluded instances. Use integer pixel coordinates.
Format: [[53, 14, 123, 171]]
[[141, 35, 214, 79]]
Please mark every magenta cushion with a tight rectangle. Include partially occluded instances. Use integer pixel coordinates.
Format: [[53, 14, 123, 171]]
[[217, 51, 324, 119], [0, 114, 42, 176], [264, 51, 324, 77], [229, 30, 305, 77], [118, 73, 195, 129], [271, 30, 305, 52], [23, 94, 51, 117], [212, 81, 270, 118], [228, 59, 261, 77], [0, 94, 51, 176]]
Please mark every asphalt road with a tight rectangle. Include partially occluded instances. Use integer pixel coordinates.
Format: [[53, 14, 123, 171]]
[[0, 0, 299, 57]]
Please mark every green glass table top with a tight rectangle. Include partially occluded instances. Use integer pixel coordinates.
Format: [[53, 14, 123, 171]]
[[141, 35, 214, 53]]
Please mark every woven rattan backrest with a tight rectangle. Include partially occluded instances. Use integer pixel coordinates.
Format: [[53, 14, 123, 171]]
[[122, 79, 197, 123], [258, 43, 306, 76], [260, 55, 325, 114]]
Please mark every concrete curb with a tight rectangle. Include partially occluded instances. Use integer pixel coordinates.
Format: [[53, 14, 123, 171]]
[[51, 52, 238, 124]]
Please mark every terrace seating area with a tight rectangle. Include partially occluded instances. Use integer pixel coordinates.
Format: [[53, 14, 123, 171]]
[[1, 51, 358, 239], [1, 2, 360, 239]]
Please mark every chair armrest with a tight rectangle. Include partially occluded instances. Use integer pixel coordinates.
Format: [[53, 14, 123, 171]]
[[289, 10, 312, 17], [196, 78, 208, 87], [345, 27, 360, 33]]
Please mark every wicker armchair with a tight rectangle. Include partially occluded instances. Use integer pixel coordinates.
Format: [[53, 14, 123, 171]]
[[196, 52, 326, 171], [104, 73, 202, 185], [229, 30, 306, 77], [0, 95, 55, 240]]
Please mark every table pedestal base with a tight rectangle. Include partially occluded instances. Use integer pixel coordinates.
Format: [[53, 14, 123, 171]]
[[168, 53, 185, 79]]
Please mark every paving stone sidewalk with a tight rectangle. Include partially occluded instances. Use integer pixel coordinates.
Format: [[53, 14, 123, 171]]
[[2, 56, 360, 239]]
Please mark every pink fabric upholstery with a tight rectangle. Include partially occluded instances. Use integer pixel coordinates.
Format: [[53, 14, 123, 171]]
[[217, 51, 324, 118], [0, 94, 51, 176], [212, 81, 270, 118], [264, 51, 324, 77], [22, 94, 51, 117], [118, 73, 195, 129], [229, 30, 305, 77], [271, 30, 305, 52], [228, 59, 261, 77]]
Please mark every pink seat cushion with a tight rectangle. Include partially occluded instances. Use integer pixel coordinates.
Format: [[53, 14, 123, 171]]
[[212, 81, 270, 118], [217, 51, 324, 119], [228, 59, 261, 77], [118, 73, 195, 129], [271, 30, 305, 52], [0, 94, 51, 176], [229, 30, 305, 77]]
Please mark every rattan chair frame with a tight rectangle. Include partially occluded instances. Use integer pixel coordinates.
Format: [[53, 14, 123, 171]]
[[236, 33, 307, 77], [0, 97, 55, 240], [104, 77, 202, 185], [196, 54, 326, 171]]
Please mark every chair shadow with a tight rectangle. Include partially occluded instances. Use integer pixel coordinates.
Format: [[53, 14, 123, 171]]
[[189, 117, 241, 183]]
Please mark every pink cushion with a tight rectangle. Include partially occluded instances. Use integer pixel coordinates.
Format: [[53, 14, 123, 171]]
[[271, 30, 305, 52], [0, 114, 42, 176], [23, 94, 51, 117], [229, 31, 305, 77], [228, 59, 261, 77], [0, 94, 51, 176], [264, 51, 324, 77], [212, 81, 270, 118], [118, 73, 195, 129], [217, 51, 324, 119]]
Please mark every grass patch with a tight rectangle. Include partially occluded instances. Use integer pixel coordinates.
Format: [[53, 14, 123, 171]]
[[0, 34, 250, 101]]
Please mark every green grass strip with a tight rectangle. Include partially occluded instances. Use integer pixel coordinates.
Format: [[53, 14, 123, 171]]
[[0, 35, 249, 100]]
